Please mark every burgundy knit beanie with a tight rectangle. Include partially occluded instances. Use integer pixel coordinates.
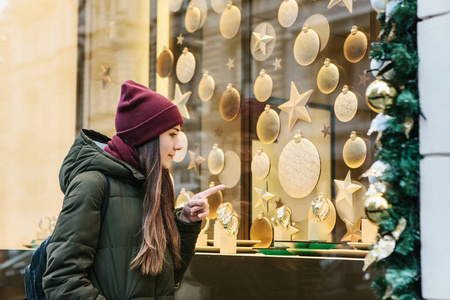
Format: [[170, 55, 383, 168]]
[[115, 80, 184, 147]]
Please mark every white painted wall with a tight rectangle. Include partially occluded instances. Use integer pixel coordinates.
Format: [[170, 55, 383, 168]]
[[418, 1, 450, 299]]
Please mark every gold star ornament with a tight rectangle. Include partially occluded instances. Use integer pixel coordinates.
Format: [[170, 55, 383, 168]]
[[341, 218, 362, 242], [272, 57, 282, 71], [254, 181, 275, 213], [278, 82, 313, 131], [101, 65, 111, 88], [328, 0, 353, 13], [334, 170, 361, 207], [172, 84, 191, 120], [188, 147, 206, 174]]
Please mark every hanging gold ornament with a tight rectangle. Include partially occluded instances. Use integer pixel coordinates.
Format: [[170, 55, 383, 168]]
[[317, 58, 340, 94], [256, 105, 280, 144], [278, 82, 313, 131], [156, 46, 174, 78], [219, 83, 241, 121], [185, 3, 201, 33], [251, 147, 271, 180], [211, 0, 228, 13], [207, 181, 224, 219], [278, 0, 299, 28], [293, 25, 320, 66], [218, 151, 241, 188], [304, 14, 330, 52], [334, 85, 358, 122], [176, 47, 196, 84], [254, 69, 273, 102], [220, 2, 241, 39], [171, 84, 191, 120], [328, 0, 353, 13], [341, 217, 362, 242], [250, 212, 273, 248], [198, 71, 215, 102], [365, 79, 397, 112], [187, 147, 206, 174], [175, 188, 191, 208], [207, 144, 225, 175], [190, 0, 208, 29], [343, 131, 367, 169], [173, 131, 188, 162], [169, 0, 183, 12], [364, 192, 390, 224], [311, 193, 331, 221], [278, 130, 321, 198], [343, 26, 368, 63], [251, 22, 276, 61]]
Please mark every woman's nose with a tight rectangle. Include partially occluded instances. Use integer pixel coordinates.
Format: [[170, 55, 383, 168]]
[[174, 137, 183, 150]]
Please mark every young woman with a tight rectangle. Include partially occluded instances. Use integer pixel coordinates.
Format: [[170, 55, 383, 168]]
[[42, 80, 224, 299]]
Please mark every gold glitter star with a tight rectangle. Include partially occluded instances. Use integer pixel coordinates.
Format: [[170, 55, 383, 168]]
[[334, 171, 361, 207], [226, 58, 235, 70], [272, 57, 282, 71], [177, 33, 184, 45], [172, 84, 191, 119], [341, 218, 362, 242], [321, 124, 331, 138], [254, 181, 275, 213], [278, 82, 313, 131], [252, 23, 274, 56], [328, 0, 353, 13], [101, 65, 111, 88], [358, 73, 370, 86], [188, 147, 206, 174]]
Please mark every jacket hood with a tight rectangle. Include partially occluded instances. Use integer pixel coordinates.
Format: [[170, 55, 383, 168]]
[[59, 129, 145, 194]]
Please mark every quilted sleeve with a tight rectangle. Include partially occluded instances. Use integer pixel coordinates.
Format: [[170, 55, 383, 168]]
[[42, 171, 107, 300]]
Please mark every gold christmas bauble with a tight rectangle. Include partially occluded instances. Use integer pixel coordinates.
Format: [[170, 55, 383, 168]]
[[156, 47, 174, 78], [364, 193, 390, 224], [207, 181, 223, 219], [365, 79, 397, 112]]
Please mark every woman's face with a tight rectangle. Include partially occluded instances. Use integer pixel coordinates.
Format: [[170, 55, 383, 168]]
[[159, 125, 182, 169]]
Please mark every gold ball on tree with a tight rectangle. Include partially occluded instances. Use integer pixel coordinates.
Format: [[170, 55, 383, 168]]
[[364, 192, 390, 224], [365, 79, 397, 112]]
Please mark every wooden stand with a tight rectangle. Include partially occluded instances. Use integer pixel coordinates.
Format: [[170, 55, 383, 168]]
[[196, 232, 208, 246], [308, 219, 327, 242], [219, 233, 237, 254], [214, 221, 227, 247], [274, 226, 291, 247], [361, 218, 378, 243]]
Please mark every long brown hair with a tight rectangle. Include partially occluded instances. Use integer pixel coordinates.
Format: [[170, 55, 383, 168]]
[[130, 137, 181, 275]]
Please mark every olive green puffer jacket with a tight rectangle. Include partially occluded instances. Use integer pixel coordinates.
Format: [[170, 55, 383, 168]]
[[42, 129, 200, 300]]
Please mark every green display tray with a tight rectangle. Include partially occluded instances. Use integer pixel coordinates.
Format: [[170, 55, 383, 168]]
[[253, 247, 297, 256], [278, 241, 340, 250]]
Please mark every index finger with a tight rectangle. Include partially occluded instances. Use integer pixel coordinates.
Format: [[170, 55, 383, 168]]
[[194, 184, 226, 199]]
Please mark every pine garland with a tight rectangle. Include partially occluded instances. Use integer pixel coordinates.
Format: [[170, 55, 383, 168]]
[[368, 0, 421, 299]]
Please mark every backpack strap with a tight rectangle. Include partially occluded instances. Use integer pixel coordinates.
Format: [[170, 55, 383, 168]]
[[100, 173, 110, 223]]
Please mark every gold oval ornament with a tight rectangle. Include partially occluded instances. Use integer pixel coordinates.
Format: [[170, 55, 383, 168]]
[[293, 25, 320, 66], [317, 58, 340, 94], [218, 151, 241, 188], [207, 181, 223, 219], [344, 26, 368, 63], [219, 84, 240, 121], [198, 71, 215, 102], [175, 188, 191, 208], [343, 131, 367, 169], [278, 0, 298, 28], [190, 0, 208, 29], [334, 85, 358, 122], [304, 14, 330, 52], [211, 0, 228, 13], [176, 48, 196, 84], [251, 22, 276, 61], [256, 105, 280, 144], [173, 131, 188, 163], [169, 0, 183, 12], [156, 46, 174, 78], [185, 3, 201, 33], [250, 213, 273, 248], [220, 2, 241, 39], [278, 130, 321, 198], [207, 144, 225, 175], [253, 69, 273, 102], [251, 148, 271, 180]]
